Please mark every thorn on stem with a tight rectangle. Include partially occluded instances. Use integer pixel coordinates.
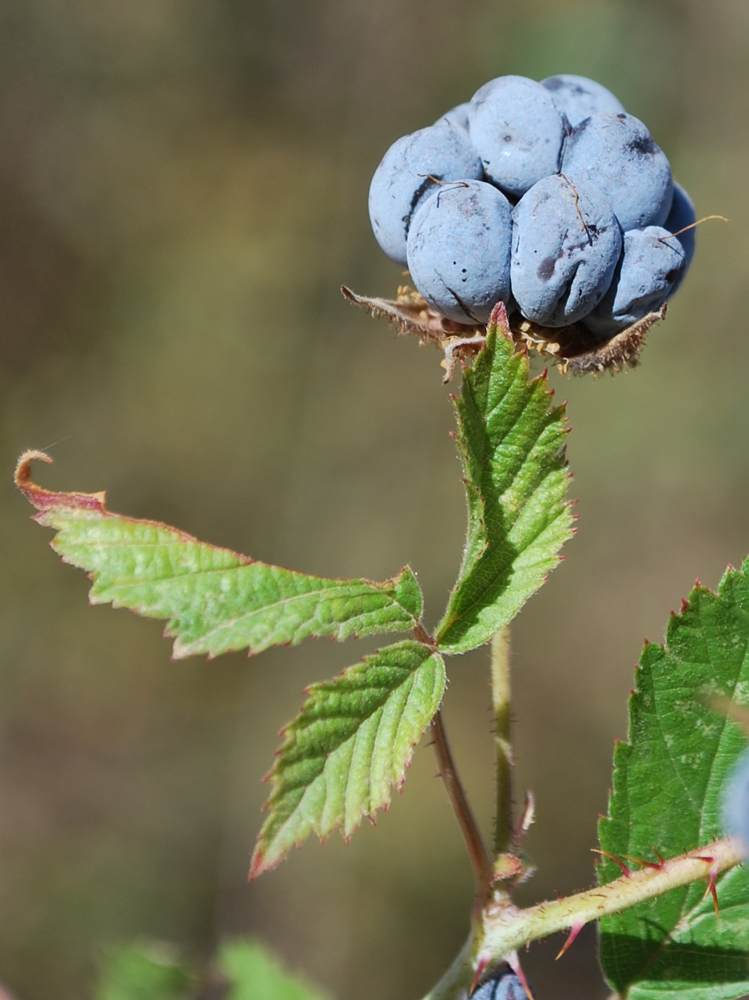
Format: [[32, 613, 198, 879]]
[[621, 853, 663, 870], [705, 865, 721, 919], [507, 952, 535, 1000], [591, 849, 631, 877], [696, 857, 721, 919], [513, 791, 535, 846], [469, 957, 489, 997], [556, 921, 584, 960]]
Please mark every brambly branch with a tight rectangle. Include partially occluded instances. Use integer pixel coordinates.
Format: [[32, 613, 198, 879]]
[[423, 838, 744, 1000]]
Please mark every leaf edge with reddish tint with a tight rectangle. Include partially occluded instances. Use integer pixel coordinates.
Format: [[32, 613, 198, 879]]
[[15, 451, 424, 660]]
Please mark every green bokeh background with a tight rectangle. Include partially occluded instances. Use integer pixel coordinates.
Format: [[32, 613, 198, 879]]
[[1, 1, 748, 998]]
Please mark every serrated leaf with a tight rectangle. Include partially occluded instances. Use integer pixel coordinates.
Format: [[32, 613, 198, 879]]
[[250, 639, 445, 877], [599, 560, 749, 1000], [219, 940, 329, 1000], [435, 305, 574, 654], [15, 451, 422, 659], [95, 943, 191, 1000]]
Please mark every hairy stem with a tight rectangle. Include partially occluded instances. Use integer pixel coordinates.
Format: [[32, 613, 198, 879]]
[[491, 628, 513, 856], [421, 838, 743, 1000], [431, 709, 491, 888], [478, 837, 743, 960]]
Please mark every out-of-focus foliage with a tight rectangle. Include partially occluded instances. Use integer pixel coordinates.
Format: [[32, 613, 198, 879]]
[[94, 939, 327, 1000], [2, 2, 749, 999], [218, 940, 329, 1000], [95, 943, 190, 1000]]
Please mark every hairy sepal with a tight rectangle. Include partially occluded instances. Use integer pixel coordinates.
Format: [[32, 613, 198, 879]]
[[250, 639, 445, 878], [15, 451, 423, 659], [436, 304, 574, 654]]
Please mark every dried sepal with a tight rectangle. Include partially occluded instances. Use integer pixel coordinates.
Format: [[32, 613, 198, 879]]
[[342, 285, 667, 375]]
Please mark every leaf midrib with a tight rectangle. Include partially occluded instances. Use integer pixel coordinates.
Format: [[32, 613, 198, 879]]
[[94, 570, 416, 644], [271, 659, 430, 835]]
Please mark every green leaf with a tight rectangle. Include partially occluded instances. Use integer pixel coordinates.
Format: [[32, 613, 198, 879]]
[[599, 559, 749, 1000], [250, 639, 445, 877], [435, 306, 573, 653], [96, 943, 191, 1000], [15, 451, 422, 659], [219, 940, 329, 1000]]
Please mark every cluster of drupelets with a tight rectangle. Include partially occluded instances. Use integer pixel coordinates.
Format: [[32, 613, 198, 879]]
[[368, 74, 696, 339]]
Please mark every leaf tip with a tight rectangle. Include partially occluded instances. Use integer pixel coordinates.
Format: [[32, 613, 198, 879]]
[[15, 449, 107, 515], [247, 845, 275, 881], [487, 299, 511, 335], [15, 448, 53, 487], [170, 638, 194, 662]]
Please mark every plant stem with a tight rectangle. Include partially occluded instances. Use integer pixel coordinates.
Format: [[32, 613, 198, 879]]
[[431, 709, 491, 887], [420, 838, 744, 1000], [491, 627, 513, 856], [478, 837, 744, 961], [419, 933, 476, 1000]]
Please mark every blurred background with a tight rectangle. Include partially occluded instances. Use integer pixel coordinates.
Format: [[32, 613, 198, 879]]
[[1, 0, 748, 997]]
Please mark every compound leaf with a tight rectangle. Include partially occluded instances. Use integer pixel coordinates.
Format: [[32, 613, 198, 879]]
[[436, 305, 573, 654], [250, 639, 444, 878], [599, 560, 749, 1000], [15, 451, 422, 659]]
